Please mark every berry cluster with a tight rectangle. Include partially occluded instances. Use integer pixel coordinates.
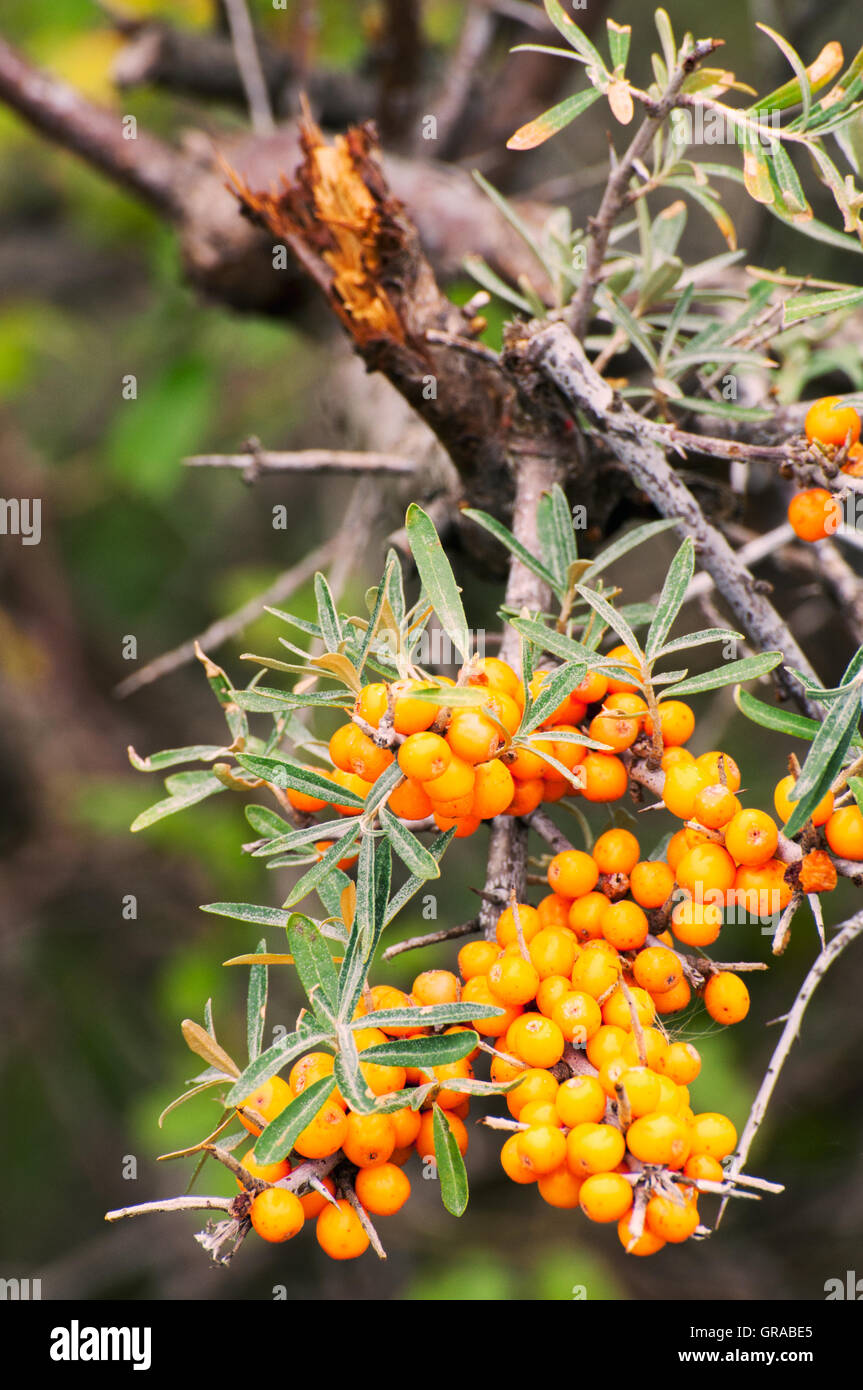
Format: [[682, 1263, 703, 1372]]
[[285, 656, 643, 843], [787, 396, 862, 543], [236, 969, 474, 1259]]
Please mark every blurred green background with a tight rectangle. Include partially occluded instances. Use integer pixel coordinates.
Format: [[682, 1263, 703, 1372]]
[[1, 0, 862, 1301]]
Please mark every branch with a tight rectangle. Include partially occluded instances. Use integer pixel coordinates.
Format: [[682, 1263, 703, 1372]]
[[184, 447, 416, 477], [567, 36, 722, 340], [431, 2, 496, 156], [718, 909, 863, 1226], [382, 920, 479, 960], [221, 0, 276, 134], [525, 321, 823, 716], [105, 1195, 235, 1221]]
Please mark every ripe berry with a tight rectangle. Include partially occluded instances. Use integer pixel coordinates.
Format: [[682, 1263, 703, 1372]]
[[592, 828, 640, 875], [445, 710, 505, 765], [551, 990, 602, 1044], [689, 1112, 737, 1159], [804, 395, 861, 448], [692, 782, 741, 830], [724, 809, 779, 867], [412, 969, 461, 1006], [773, 774, 834, 827], [496, 902, 541, 948], [472, 758, 516, 818], [626, 1113, 690, 1168], [617, 1066, 661, 1117], [579, 1171, 634, 1223], [463, 975, 520, 1037], [389, 777, 433, 820], [299, 1176, 337, 1218], [586, 1024, 627, 1070], [389, 1106, 423, 1148], [733, 859, 791, 913], [629, 860, 674, 909], [517, 1123, 568, 1175], [238, 1076, 293, 1136], [316, 1199, 370, 1260], [423, 755, 475, 806], [329, 723, 393, 781], [566, 1122, 626, 1176], [529, 927, 578, 980], [601, 985, 655, 1031], [568, 892, 609, 942], [458, 940, 499, 979], [536, 973, 573, 1017], [555, 1075, 607, 1126], [644, 701, 695, 747], [695, 751, 741, 792], [249, 1187, 305, 1243], [500, 1133, 538, 1183], [825, 806, 863, 860], [652, 976, 692, 1015], [342, 1112, 397, 1168], [354, 1163, 411, 1215], [488, 954, 541, 1007], [703, 971, 749, 1025], [294, 1099, 349, 1159], [506, 1067, 559, 1118], [467, 657, 523, 701], [398, 731, 451, 782], [536, 893, 574, 929], [581, 752, 628, 802], [286, 768, 329, 813], [646, 1192, 699, 1243], [504, 777, 545, 816], [789, 487, 842, 541], [604, 644, 641, 694], [237, 1149, 292, 1188], [618, 1211, 665, 1255], [660, 1042, 702, 1086], [684, 1153, 724, 1183], [570, 941, 621, 998], [537, 1166, 583, 1208], [588, 709, 641, 752], [329, 770, 373, 815], [676, 842, 736, 897], [548, 849, 599, 898], [662, 762, 708, 818], [290, 1052, 342, 1100], [620, 1026, 668, 1072], [416, 1109, 468, 1159], [600, 900, 649, 951], [507, 1013, 566, 1068], [633, 946, 682, 994]]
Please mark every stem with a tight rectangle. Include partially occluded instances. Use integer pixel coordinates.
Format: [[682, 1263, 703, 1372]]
[[382, 919, 479, 960], [105, 1196, 236, 1221]]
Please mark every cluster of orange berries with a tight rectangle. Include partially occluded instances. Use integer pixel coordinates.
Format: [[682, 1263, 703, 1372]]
[[788, 396, 861, 543], [235, 969, 476, 1259], [284, 655, 648, 844], [457, 894, 737, 1254]]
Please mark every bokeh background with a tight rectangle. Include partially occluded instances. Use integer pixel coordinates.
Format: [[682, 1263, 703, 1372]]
[[2, 0, 862, 1301]]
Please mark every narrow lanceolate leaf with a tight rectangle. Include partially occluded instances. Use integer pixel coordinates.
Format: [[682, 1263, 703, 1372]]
[[201, 901, 290, 929], [245, 804, 294, 839], [660, 651, 782, 699], [131, 772, 225, 832], [750, 39, 843, 114], [508, 616, 642, 687], [769, 140, 811, 219], [463, 255, 534, 313], [352, 1001, 504, 1031], [663, 395, 772, 422], [520, 663, 588, 734], [606, 18, 631, 72], [405, 504, 470, 662], [246, 941, 268, 1063], [645, 538, 695, 661], [433, 1104, 469, 1217], [755, 24, 812, 124], [849, 776, 863, 815], [538, 484, 579, 590], [252, 817, 349, 858], [741, 131, 775, 205], [226, 1028, 330, 1107], [234, 687, 350, 712], [283, 831, 361, 911], [196, 645, 248, 743], [543, 0, 608, 76], [181, 1020, 239, 1078], [408, 685, 496, 709], [333, 1026, 379, 1115], [734, 685, 821, 741], [314, 572, 343, 653], [253, 1075, 336, 1166], [575, 585, 641, 661], [586, 520, 678, 580], [783, 287, 863, 326], [429, 1076, 523, 1097], [236, 755, 359, 807], [357, 1032, 479, 1070], [655, 628, 741, 659], [784, 683, 863, 837], [383, 829, 455, 926], [128, 744, 227, 772], [379, 805, 441, 879], [338, 837, 392, 1022], [462, 508, 560, 597], [507, 86, 603, 150], [287, 915, 340, 1014]]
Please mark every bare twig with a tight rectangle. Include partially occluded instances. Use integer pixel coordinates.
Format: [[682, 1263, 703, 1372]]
[[221, 0, 276, 133], [525, 807, 573, 855], [431, 2, 496, 155], [382, 919, 479, 961], [185, 448, 416, 477], [105, 1196, 236, 1221], [718, 909, 863, 1226]]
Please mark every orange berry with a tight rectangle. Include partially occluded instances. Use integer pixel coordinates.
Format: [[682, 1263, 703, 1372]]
[[604, 644, 640, 694], [286, 766, 329, 813], [592, 827, 640, 875], [237, 1076, 293, 1136], [389, 679, 440, 735], [507, 1013, 566, 1068], [632, 945, 682, 995], [290, 1052, 344, 1102], [676, 842, 736, 897], [237, 1149, 292, 1188], [555, 1075, 607, 1127], [467, 656, 522, 701], [342, 1112, 396, 1168], [249, 1187, 305, 1243], [662, 746, 695, 772], [774, 775, 833, 827], [665, 828, 691, 872], [488, 953, 540, 1007], [684, 1153, 724, 1183], [804, 395, 861, 448], [653, 977, 692, 1015], [506, 1067, 559, 1118], [458, 940, 499, 980], [825, 806, 863, 860], [329, 769, 374, 816], [581, 752, 628, 802], [646, 1192, 699, 1243], [398, 731, 451, 782], [552, 989, 602, 1044], [601, 985, 655, 1031], [671, 897, 722, 947], [496, 902, 542, 948], [389, 777, 433, 820], [588, 709, 641, 752], [644, 701, 695, 747], [517, 1123, 569, 1175], [329, 722, 393, 781], [618, 1210, 665, 1255], [422, 1057, 473, 1109], [586, 1023, 627, 1070], [532, 726, 587, 784], [692, 783, 741, 830], [294, 1099, 349, 1159], [424, 754, 475, 805], [500, 1132, 537, 1184], [463, 975, 519, 1038], [548, 849, 599, 898], [703, 970, 749, 1025], [661, 1042, 702, 1085], [536, 972, 574, 1019], [316, 1198, 369, 1260], [662, 762, 708, 819], [570, 941, 621, 998], [573, 669, 609, 706], [695, 751, 741, 792], [506, 744, 547, 780], [724, 809, 779, 867], [472, 758, 516, 818], [365, 985, 417, 1038], [616, 1066, 661, 1117], [412, 969, 460, 1006], [689, 1112, 737, 1159], [518, 1100, 561, 1128], [445, 709, 505, 765], [537, 1165, 583, 1208], [389, 1106, 423, 1148], [627, 1112, 691, 1168], [505, 777, 546, 816], [354, 1163, 411, 1216], [579, 1171, 634, 1223], [566, 1122, 626, 1176], [601, 900, 649, 951], [529, 927, 578, 980], [415, 1108, 469, 1159], [568, 891, 609, 942], [619, 1026, 668, 1071]]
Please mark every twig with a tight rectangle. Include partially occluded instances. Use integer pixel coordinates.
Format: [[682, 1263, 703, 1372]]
[[105, 1195, 235, 1221], [431, 2, 496, 155], [525, 807, 574, 855], [718, 909, 863, 1226], [221, 0, 275, 134], [185, 448, 416, 477], [341, 1181, 387, 1259], [382, 919, 479, 960], [526, 322, 824, 717], [567, 36, 721, 340]]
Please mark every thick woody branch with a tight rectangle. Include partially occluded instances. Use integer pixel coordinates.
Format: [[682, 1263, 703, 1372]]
[[525, 322, 823, 717]]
